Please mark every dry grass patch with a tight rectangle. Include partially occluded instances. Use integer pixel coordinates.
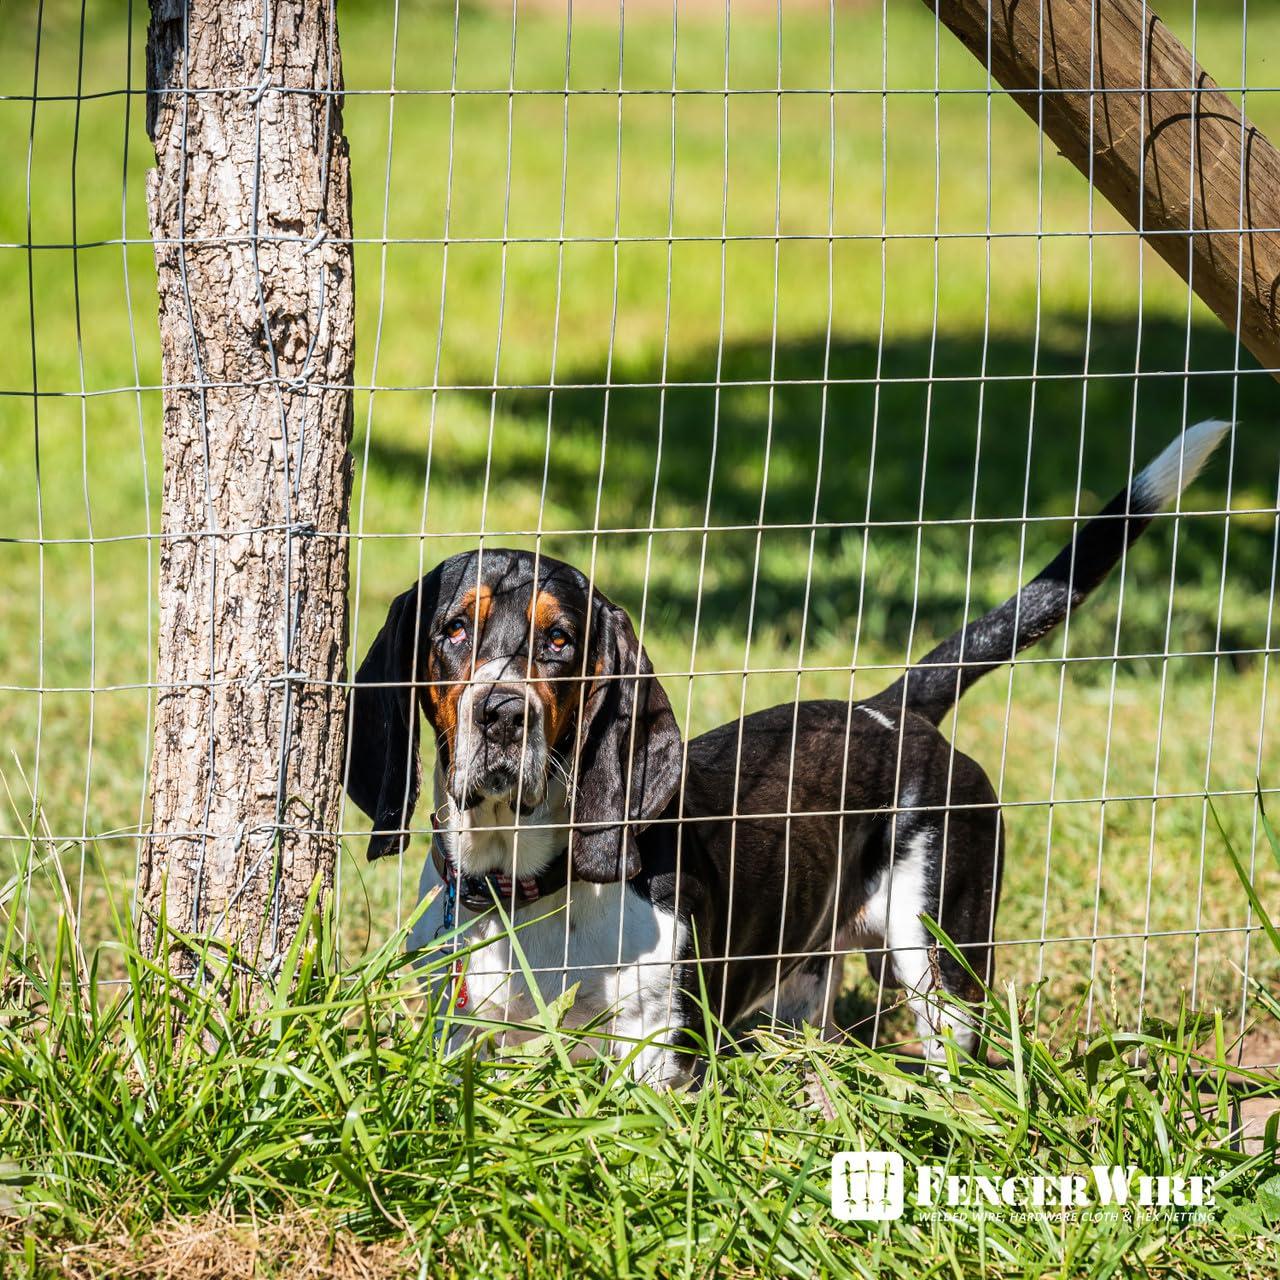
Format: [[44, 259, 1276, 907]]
[[10, 1208, 413, 1280]]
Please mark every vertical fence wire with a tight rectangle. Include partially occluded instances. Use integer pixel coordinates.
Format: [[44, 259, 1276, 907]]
[[18, 0, 47, 977]]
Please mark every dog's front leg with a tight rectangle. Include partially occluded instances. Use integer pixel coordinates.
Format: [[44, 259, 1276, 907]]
[[406, 859, 481, 1057], [609, 955, 694, 1089]]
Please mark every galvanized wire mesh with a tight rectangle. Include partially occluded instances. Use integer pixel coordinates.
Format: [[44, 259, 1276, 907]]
[[1, 0, 1276, 1065]]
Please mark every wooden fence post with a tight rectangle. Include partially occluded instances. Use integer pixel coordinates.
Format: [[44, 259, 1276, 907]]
[[140, 0, 355, 980]]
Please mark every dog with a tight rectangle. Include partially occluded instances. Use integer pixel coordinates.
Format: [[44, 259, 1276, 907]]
[[345, 419, 1228, 1085]]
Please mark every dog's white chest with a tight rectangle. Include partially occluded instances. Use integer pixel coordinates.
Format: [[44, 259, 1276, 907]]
[[408, 859, 688, 1083]]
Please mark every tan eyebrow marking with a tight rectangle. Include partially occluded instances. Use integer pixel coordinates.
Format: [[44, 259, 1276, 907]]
[[528, 590, 579, 749], [421, 584, 492, 755], [529, 590, 565, 633], [457, 584, 493, 633]]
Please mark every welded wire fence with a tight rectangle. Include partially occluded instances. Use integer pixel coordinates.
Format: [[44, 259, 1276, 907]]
[[1, 0, 1277, 1066]]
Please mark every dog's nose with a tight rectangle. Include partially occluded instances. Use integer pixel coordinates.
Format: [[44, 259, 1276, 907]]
[[475, 684, 527, 746]]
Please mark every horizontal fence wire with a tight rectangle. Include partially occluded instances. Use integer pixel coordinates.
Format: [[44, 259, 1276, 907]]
[[1, 0, 1277, 1069]]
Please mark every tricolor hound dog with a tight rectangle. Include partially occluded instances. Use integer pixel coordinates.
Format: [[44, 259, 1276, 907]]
[[346, 420, 1228, 1086]]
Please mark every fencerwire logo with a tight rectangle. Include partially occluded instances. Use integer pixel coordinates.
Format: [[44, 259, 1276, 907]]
[[831, 1153, 905, 1221], [831, 1153, 1215, 1224]]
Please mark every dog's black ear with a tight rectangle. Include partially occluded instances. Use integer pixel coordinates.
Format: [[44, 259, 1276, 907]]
[[346, 571, 442, 860], [569, 594, 682, 883]]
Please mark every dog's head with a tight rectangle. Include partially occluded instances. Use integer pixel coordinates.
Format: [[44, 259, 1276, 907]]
[[346, 549, 682, 882]]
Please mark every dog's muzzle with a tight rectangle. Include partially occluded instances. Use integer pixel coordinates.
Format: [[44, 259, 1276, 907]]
[[454, 676, 549, 810]]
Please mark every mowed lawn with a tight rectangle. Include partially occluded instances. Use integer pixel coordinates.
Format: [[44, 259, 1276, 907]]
[[0, 0, 1278, 1036]]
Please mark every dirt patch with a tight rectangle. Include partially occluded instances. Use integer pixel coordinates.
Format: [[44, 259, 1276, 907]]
[[11, 1207, 413, 1280], [1226, 1096, 1280, 1155], [1231, 1025, 1280, 1073], [1193, 1025, 1280, 1078]]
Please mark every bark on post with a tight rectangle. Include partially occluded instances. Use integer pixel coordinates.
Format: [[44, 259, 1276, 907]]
[[140, 0, 354, 980], [928, 0, 1280, 377]]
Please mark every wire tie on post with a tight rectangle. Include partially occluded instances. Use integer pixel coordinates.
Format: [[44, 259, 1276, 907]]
[[303, 225, 327, 254], [267, 670, 309, 688], [247, 76, 273, 105]]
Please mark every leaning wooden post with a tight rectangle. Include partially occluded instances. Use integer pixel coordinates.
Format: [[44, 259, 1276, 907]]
[[927, 0, 1280, 377], [140, 0, 355, 981]]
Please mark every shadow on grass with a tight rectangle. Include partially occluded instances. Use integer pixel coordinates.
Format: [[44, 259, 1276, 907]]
[[366, 315, 1277, 654]]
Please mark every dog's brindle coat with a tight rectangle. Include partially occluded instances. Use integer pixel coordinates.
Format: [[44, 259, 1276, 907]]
[[347, 421, 1228, 1085]]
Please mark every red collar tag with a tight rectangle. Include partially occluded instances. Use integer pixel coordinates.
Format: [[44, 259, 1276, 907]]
[[451, 950, 469, 1011]]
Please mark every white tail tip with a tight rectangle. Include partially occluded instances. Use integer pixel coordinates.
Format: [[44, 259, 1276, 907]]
[[1133, 419, 1231, 511]]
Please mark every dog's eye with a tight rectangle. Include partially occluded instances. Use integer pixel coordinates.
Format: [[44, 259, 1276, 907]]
[[443, 617, 468, 645], [545, 626, 572, 654]]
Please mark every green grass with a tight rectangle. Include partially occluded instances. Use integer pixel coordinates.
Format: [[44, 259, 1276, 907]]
[[0, 7, 1277, 1264], [1, 810, 1279, 1276]]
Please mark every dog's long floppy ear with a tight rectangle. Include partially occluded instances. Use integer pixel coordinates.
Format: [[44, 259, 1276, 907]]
[[346, 570, 442, 861], [569, 594, 682, 883]]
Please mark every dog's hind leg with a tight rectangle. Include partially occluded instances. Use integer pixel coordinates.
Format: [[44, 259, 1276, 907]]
[[879, 826, 984, 1066], [772, 954, 842, 1038], [883, 780, 1003, 1068]]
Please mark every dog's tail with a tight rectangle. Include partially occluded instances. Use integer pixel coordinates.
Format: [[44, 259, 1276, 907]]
[[872, 419, 1231, 728]]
